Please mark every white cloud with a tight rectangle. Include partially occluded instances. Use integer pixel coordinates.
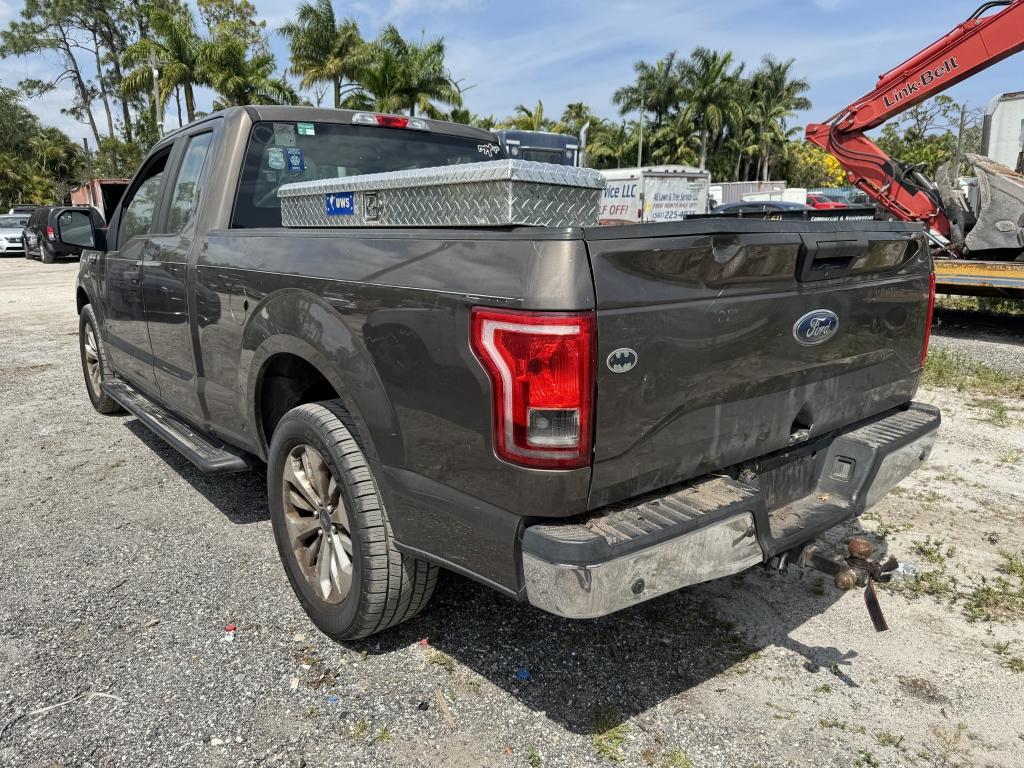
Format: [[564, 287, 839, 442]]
[[0, 0, 12, 24]]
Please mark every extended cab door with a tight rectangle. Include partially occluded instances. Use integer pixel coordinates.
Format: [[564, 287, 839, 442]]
[[101, 149, 173, 391], [142, 123, 221, 424]]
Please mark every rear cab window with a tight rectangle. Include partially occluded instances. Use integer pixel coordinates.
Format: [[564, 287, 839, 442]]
[[231, 121, 504, 228]]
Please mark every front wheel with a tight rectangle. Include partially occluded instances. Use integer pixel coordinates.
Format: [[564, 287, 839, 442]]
[[79, 305, 123, 414], [268, 401, 437, 640]]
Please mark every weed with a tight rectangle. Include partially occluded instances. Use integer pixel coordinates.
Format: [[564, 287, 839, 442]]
[[661, 749, 694, 768], [913, 536, 956, 566], [875, 518, 913, 538], [527, 746, 542, 768], [875, 731, 905, 749], [855, 751, 880, 768], [369, 725, 390, 744], [811, 578, 826, 597], [427, 649, 455, 672], [352, 719, 368, 739], [920, 722, 969, 767], [970, 397, 1013, 427], [998, 448, 1023, 465], [813, 683, 833, 694], [820, 716, 847, 730], [963, 553, 1024, 622], [591, 707, 629, 762], [993, 640, 1011, 656], [922, 348, 1024, 397], [1006, 656, 1024, 673]]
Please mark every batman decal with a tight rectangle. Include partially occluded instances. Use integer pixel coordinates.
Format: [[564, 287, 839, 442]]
[[606, 348, 639, 374]]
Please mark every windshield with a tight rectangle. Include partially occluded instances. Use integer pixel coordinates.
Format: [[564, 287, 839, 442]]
[[232, 121, 504, 228], [0, 215, 29, 228]]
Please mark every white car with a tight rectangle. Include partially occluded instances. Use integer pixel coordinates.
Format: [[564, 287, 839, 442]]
[[0, 213, 30, 256]]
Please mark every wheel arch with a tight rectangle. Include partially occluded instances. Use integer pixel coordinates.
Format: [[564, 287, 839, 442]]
[[242, 289, 402, 464]]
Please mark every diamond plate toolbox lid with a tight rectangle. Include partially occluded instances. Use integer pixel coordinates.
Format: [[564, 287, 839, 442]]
[[278, 159, 606, 228]]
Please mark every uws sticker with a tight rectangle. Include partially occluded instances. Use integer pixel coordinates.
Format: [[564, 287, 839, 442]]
[[793, 310, 840, 346]]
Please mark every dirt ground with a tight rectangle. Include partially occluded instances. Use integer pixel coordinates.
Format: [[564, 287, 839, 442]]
[[1, 256, 1022, 768]]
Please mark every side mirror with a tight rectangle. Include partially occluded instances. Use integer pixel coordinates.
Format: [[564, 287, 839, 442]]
[[56, 209, 105, 250]]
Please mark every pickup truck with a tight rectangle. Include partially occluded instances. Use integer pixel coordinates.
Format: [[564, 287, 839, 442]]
[[67, 106, 940, 640]]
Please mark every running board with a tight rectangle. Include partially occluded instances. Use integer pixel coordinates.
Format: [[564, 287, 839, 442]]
[[103, 380, 251, 474]]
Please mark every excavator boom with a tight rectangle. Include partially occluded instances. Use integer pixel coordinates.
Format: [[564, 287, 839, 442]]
[[807, 0, 1024, 256]]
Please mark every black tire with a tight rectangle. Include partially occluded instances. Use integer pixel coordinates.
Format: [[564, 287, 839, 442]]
[[268, 401, 437, 640], [41, 242, 55, 264], [22, 238, 32, 259], [79, 305, 123, 414]]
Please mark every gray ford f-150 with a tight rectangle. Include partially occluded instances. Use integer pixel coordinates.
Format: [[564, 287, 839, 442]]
[[69, 106, 940, 639]]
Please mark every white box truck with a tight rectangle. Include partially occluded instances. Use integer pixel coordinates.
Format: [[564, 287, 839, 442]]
[[599, 165, 711, 225]]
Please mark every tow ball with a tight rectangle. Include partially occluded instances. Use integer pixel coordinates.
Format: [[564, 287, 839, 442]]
[[780, 538, 899, 632]]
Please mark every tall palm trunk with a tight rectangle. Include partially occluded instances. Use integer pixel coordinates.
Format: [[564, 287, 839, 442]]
[[91, 31, 115, 138], [333, 78, 341, 109], [698, 127, 708, 171], [184, 81, 196, 123]]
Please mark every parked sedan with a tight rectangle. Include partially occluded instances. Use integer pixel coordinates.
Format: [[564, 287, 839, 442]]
[[23, 206, 104, 263], [806, 193, 849, 210], [0, 213, 30, 257]]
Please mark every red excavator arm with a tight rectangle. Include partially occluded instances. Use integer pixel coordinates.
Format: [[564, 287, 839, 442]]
[[806, 0, 1024, 240]]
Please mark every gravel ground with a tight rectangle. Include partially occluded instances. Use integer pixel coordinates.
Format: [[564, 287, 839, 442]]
[[1, 257, 1023, 768], [932, 299, 1024, 376]]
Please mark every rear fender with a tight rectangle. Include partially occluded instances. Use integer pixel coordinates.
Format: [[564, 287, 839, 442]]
[[241, 288, 401, 464]]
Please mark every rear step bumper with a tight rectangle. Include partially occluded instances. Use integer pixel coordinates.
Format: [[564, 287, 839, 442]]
[[103, 380, 251, 474], [521, 403, 939, 619]]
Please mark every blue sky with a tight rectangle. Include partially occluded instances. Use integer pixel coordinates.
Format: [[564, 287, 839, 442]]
[[1, 0, 1021, 141]]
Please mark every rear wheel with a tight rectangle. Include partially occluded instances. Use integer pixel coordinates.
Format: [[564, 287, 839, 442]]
[[40, 242, 55, 264], [268, 401, 437, 640], [79, 305, 122, 414]]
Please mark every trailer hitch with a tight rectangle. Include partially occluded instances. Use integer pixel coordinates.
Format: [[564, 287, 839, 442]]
[[789, 538, 899, 632]]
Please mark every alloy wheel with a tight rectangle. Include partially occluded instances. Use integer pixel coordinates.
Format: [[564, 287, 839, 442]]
[[281, 444, 354, 604]]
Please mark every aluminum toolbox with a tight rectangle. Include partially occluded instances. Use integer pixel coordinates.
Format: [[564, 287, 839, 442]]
[[278, 159, 606, 228]]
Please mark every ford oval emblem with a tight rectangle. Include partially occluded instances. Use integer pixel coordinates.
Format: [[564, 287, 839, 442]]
[[793, 309, 840, 346], [607, 347, 638, 373]]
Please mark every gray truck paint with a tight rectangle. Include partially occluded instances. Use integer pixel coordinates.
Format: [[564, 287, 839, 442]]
[[77, 106, 935, 600]]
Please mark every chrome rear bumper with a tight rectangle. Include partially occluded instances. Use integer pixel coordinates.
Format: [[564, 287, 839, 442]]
[[521, 403, 939, 619]]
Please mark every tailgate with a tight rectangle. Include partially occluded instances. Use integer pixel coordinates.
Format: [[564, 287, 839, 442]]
[[583, 219, 932, 509]]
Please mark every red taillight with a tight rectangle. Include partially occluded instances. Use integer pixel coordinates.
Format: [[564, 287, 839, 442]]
[[921, 271, 936, 367], [46, 225, 55, 240], [470, 308, 595, 469]]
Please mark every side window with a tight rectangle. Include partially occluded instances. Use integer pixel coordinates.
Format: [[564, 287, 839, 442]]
[[167, 132, 214, 232], [118, 152, 169, 248]]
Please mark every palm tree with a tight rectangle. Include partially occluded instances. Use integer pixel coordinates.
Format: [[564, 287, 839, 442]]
[[612, 52, 682, 130], [279, 1, 366, 109], [122, 6, 206, 123], [749, 55, 811, 180], [504, 100, 554, 131], [355, 26, 462, 117], [202, 35, 299, 108], [676, 47, 744, 172]]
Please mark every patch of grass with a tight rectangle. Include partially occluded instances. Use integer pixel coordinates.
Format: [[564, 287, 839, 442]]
[[661, 749, 694, 768], [855, 751, 880, 768], [913, 536, 956, 566], [813, 683, 832, 694], [999, 448, 1023, 465], [920, 722, 969, 767], [527, 746, 542, 768], [369, 725, 390, 744], [963, 551, 1024, 623], [591, 707, 629, 762], [820, 716, 847, 730], [993, 640, 1011, 656], [903, 568, 960, 600], [970, 397, 1013, 427], [936, 295, 1024, 315], [875, 731, 906, 750], [1005, 656, 1024, 673], [922, 348, 1024, 397], [426, 649, 455, 672]]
